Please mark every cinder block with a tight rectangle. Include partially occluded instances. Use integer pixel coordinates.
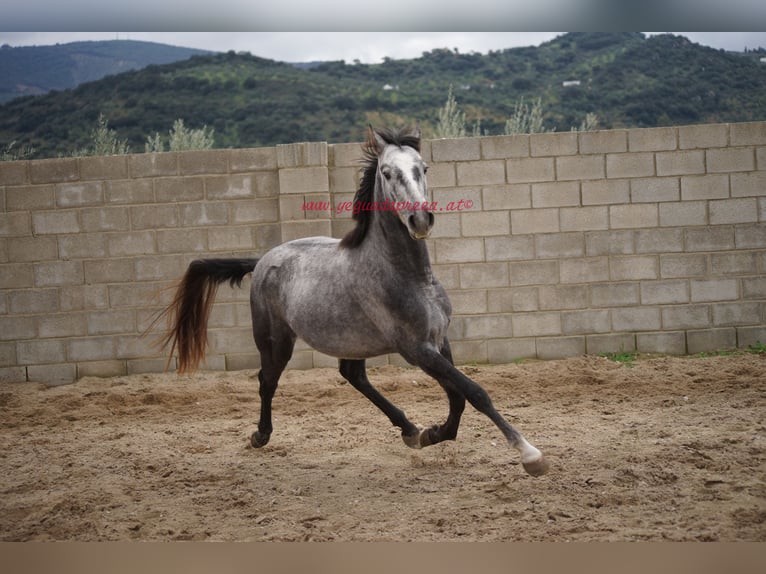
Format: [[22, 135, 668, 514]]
[[508, 260, 558, 286], [461, 314, 513, 339], [560, 206, 609, 232], [636, 331, 686, 355], [735, 223, 766, 249], [710, 252, 758, 275], [427, 163, 456, 188], [108, 283, 170, 309], [679, 124, 728, 150], [511, 208, 559, 235], [684, 227, 735, 252], [0, 367, 26, 383], [107, 230, 156, 256], [105, 179, 154, 204], [456, 160, 506, 186], [687, 328, 737, 354], [431, 138, 481, 162], [656, 150, 705, 176], [506, 157, 555, 183], [27, 363, 77, 385], [487, 338, 537, 363], [460, 211, 510, 236], [87, 310, 136, 335], [77, 360, 128, 378], [590, 283, 639, 307], [730, 171, 766, 198], [586, 333, 636, 355], [660, 253, 707, 278], [68, 337, 116, 361], [280, 220, 332, 243], [737, 326, 766, 349], [585, 230, 635, 255], [8, 288, 58, 314], [450, 340, 488, 365], [0, 263, 33, 289], [487, 286, 538, 312], [179, 202, 229, 227], [17, 339, 66, 364], [709, 198, 758, 225], [481, 134, 529, 159], [329, 166, 358, 194], [449, 290, 487, 314], [557, 155, 605, 181], [208, 226, 254, 251], [530, 132, 578, 157], [0, 161, 28, 185], [33, 260, 83, 287], [79, 155, 128, 181], [178, 150, 229, 175], [535, 336, 585, 359], [628, 127, 677, 152], [612, 307, 661, 331], [512, 312, 562, 337], [277, 141, 328, 167], [560, 256, 609, 284], [128, 358, 174, 375], [55, 181, 104, 207], [330, 142, 362, 167], [609, 204, 658, 229], [631, 177, 679, 203], [7, 236, 58, 262], [609, 255, 658, 280], [0, 315, 37, 341], [561, 309, 610, 334], [156, 228, 206, 253], [742, 277, 766, 299], [640, 280, 689, 305], [538, 284, 588, 310], [706, 147, 755, 173], [429, 213, 461, 238], [225, 353, 261, 371], [578, 130, 627, 154], [531, 181, 579, 207], [432, 187, 482, 211], [534, 232, 585, 259], [730, 122, 766, 146], [713, 302, 761, 326], [6, 185, 54, 211], [606, 152, 654, 178], [285, 349, 314, 370], [659, 201, 707, 227], [278, 167, 329, 194], [482, 184, 531, 210], [459, 262, 509, 288], [129, 153, 179, 178], [635, 228, 685, 254], [80, 206, 131, 232], [59, 285, 108, 312], [434, 237, 484, 263], [154, 176, 204, 202], [690, 279, 738, 302], [582, 179, 630, 205], [662, 304, 711, 329], [57, 233, 106, 259], [252, 223, 282, 252], [230, 198, 280, 224], [132, 256, 183, 282], [31, 210, 78, 235], [205, 174, 256, 199], [29, 158, 79, 184], [681, 174, 729, 200], [229, 147, 278, 172]]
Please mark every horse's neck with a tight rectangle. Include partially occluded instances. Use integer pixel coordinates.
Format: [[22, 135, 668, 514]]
[[366, 211, 433, 283]]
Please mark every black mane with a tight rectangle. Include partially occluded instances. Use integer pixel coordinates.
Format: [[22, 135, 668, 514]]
[[339, 127, 421, 249]]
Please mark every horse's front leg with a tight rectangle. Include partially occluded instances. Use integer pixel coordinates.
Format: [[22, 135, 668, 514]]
[[406, 345, 549, 477], [338, 359, 421, 445], [417, 338, 466, 447]]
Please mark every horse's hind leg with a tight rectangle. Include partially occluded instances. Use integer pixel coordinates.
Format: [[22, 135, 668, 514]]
[[250, 321, 295, 449], [338, 359, 421, 446]]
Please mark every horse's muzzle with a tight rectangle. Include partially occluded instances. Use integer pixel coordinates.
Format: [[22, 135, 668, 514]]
[[407, 211, 435, 240]]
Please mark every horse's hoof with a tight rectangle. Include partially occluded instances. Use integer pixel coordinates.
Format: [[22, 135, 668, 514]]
[[402, 429, 422, 449], [522, 455, 550, 477], [251, 431, 270, 448]]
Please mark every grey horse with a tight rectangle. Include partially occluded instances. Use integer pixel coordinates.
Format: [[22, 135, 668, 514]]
[[158, 126, 549, 477]]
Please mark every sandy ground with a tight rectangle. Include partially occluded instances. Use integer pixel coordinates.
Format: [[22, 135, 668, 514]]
[[1, 353, 764, 542]]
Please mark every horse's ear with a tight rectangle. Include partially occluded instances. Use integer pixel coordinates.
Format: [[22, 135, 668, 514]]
[[369, 125, 387, 156], [412, 123, 421, 141]]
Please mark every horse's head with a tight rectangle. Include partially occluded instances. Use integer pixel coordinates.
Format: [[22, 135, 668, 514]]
[[371, 126, 434, 240]]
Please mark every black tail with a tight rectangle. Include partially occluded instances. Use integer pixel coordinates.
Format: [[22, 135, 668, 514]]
[[155, 258, 259, 372]]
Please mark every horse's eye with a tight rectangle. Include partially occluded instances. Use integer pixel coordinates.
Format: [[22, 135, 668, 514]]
[[381, 166, 392, 180], [423, 165, 429, 174]]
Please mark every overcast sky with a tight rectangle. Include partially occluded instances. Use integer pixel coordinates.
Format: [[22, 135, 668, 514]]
[[2, 32, 766, 64]]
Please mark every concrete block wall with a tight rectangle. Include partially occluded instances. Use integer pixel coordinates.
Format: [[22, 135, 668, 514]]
[[1, 121, 765, 384]]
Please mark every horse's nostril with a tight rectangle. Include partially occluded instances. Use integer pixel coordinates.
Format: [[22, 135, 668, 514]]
[[427, 211, 434, 227]]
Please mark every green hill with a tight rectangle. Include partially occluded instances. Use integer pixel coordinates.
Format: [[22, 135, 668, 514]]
[[2, 33, 765, 159]]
